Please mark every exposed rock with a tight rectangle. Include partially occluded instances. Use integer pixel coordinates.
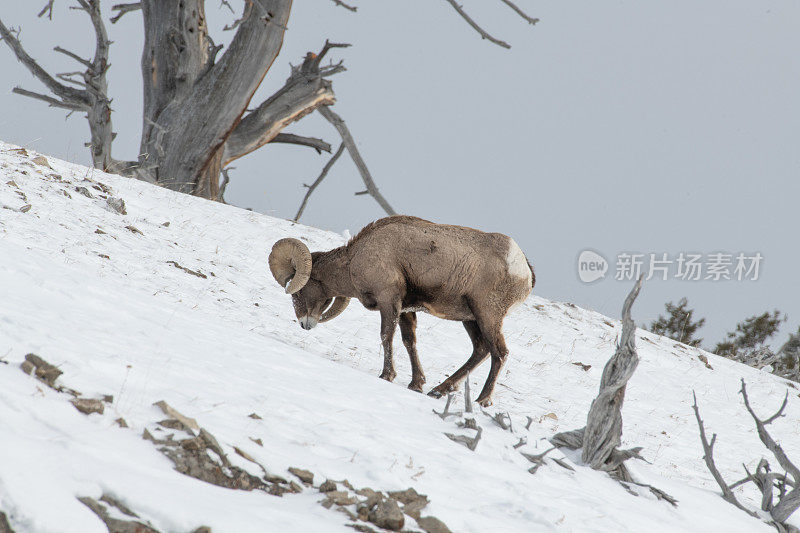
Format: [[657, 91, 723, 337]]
[[322, 490, 358, 507], [153, 400, 199, 430], [75, 186, 94, 198], [115, 417, 129, 428], [78, 495, 160, 533], [166, 260, 207, 279], [190, 528, 211, 533], [347, 525, 377, 533], [71, 398, 105, 415], [248, 412, 262, 419], [388, 487, 429, 519], [125, 225, 143, 235], [158, 418, 187, 431], [288, 467, 314, 485], [319, 479, 338, 493], [106, 197, 127, 215], [31, 155, 52, 169], [368, 499, 404, 531], [416, 516, 452, 533], [20, 353, 62, 387]]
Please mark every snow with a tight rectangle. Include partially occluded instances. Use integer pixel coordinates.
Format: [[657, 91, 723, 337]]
[[1, 140, 798, 532]]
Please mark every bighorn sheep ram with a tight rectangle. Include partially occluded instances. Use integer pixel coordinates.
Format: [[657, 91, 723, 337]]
[[268, 215, 535, 406]]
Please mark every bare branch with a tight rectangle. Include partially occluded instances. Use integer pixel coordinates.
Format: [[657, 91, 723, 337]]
[[219, 166, 234, 202], [740, 381, 800, 482], [110, 3, 141, 24], [318, 105, 396, 216], [53, 46, 92, 68], [270, 133, 331, 154], [222, 41, 339, 165], [0, 18, 91, 108], [38, 1, 56, 20], [219, 0, 235, 13], [11, 87, 85, 111], [329, 0, 357, 12], [692, 391, 759, 517], [293, 142, 345, 222], [498, 0, 539, 25], [443, 0, 510, 49]]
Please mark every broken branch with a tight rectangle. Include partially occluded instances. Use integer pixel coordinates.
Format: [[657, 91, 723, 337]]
[[271, 133, 331, 154], [443, 0, 511, 49], [110, 2, 142, 24], [318, 105, 396, 216], [294, 142, 345, 222]]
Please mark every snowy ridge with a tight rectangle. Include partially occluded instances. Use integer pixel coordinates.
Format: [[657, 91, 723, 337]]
[[0, 140, 798, 532]]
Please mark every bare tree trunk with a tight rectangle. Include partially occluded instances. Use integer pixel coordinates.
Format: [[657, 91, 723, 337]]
[[137, 0, 292, 198]]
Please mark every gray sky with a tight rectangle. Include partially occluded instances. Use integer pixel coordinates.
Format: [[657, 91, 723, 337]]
[[1, 1, 798, 350]]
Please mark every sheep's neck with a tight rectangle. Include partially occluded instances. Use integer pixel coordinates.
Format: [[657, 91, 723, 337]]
[[314, 247, 356, 297]]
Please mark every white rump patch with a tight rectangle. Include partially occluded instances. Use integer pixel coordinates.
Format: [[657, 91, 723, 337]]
[[506, 238, 532, 284]]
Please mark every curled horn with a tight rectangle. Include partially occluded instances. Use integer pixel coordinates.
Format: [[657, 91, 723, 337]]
[[320, 297, 350, 322], [268, 238, 312, 294]]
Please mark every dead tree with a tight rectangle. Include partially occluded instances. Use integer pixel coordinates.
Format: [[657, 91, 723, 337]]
[[693, 380, 799, 529], [0, 1, 538, 210], [550, 276, 675, 503], [551, 275, 645, 481]]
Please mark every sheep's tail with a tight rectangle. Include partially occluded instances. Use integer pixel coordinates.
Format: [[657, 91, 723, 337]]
[[527, 259, 536, 290]]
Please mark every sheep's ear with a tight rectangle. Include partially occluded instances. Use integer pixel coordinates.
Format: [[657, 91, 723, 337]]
[[268, 238, 312, 294], [320, 297, 350, 322]]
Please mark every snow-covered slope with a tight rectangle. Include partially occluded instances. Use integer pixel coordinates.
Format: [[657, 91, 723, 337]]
[[1, 141, 798, 533]]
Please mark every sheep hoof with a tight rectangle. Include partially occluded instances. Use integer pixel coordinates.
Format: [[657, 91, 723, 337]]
[[378, 370, 396, 382], [476, 395, 493, 407], [408, 382, 424, 393]]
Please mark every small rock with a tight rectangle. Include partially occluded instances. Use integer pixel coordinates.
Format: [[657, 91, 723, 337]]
[[71, 398, 104, 415], [32, 155, 52, 169], [249, 437, 263, 447], [75, 186, 94, 198], [158, 418, 187, 431], [125, 225, 143, 235], [319, 479, 338, 493], [191, 528, 212, 533], [368, 499, 404, 531], [161, 221, 170, 227], [180, 437, 205, 451], [115, 417, 128, 428], [0, 510, 14, 533], [417, 516, 452, 533], [106, 196, 127, 215], [98, 254, 110, 260], [288, 481, 303, 493], [101, 394, 113, 403], [20, 353, 63, 387], [288, 467, 314, 485], [19, 204, 31, 213], [248, 412, 262, 420], [153, 400, 199, 430], [324, 490, 357, 506], [6, 180, 18, 188], [265, 474, 287, 485], [95, 228, 106, 234]]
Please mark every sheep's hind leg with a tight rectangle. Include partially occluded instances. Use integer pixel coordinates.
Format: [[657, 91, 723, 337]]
[[428, 320, 490, 398], [473, 318, 509, 407], [378, 302, 400, 382]]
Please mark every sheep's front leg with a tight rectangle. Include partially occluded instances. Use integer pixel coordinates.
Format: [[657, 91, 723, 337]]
[[400, 312, 425, 392], [378, 303, 400, 382]]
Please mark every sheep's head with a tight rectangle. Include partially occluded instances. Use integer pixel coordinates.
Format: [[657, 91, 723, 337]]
[[268, 238, 350, 330]]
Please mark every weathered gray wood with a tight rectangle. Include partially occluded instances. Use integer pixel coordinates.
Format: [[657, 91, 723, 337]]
[[222, 43, 345, 166], [0, 1, 114, 171], [2, 1, 537, 203], [691, 392, 758, 517], [271, 133, 332, 154], [318, 105, 396, 216], [294, 143, 345, 222]]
